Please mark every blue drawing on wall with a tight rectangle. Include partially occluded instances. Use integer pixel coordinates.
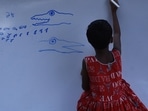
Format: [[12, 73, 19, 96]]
[[0, 26, 49, 42], [6, 12, 14, 18], [0, 9, 84, 54], [31, 10, 73, 26], [38, 37, 84, 54], [0, 9, 73, 43]]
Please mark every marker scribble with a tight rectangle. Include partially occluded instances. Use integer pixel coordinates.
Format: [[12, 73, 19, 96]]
[[39, 37, 84, 54], [31, 10, 73, 26], [0, 10, 84, 54], [0, 26, 49, 42], [0, 9, 73, 43], [6, 12, 14, 18]]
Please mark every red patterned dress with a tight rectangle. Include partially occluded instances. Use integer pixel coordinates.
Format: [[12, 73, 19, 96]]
[[77, 49, 148, 111]]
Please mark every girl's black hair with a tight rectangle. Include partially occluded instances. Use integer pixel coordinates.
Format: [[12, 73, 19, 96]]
[[86, 19, 112, 50]]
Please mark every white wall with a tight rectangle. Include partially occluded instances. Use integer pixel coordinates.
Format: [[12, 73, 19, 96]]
[[0, 0, 147, 111]]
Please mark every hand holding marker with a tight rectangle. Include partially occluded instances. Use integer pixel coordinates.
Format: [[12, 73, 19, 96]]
[[111, 0, 120, 7]]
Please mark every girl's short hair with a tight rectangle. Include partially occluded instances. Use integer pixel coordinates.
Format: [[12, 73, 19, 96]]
[[86, 19, 112, 49]]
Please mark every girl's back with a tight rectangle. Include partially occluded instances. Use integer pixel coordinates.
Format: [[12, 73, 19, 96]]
[[77, 49, 148, 111]]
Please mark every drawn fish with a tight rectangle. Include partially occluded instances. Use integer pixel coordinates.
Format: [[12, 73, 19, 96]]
[[31, 10, 73, 26], [39, 37, 84, 53]]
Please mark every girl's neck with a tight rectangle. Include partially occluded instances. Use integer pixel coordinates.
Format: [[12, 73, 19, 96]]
[[95, 48, 114, 64], [95, 48, 110, 56]]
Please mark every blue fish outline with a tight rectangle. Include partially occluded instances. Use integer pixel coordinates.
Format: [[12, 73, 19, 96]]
[[38, 37, 84, 54], [31, 10, 73, 26]]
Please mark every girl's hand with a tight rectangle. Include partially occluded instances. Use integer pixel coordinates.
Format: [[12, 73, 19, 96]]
[[110, 0, 119, 12]]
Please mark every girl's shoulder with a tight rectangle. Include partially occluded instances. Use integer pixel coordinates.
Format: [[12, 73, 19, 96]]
[[84, 56, 96, 63]]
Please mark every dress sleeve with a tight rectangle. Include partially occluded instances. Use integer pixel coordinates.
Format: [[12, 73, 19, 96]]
[[112, 49, 122, 71], [112, 49, 121, 57]]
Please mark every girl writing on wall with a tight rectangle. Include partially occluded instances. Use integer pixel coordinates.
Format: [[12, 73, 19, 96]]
[[77, 0, 148, 110]]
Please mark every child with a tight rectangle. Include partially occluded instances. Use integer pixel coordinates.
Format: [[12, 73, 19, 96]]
[[77, 0, 148, 111]]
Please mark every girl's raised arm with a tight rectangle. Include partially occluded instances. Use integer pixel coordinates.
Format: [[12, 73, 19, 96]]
[[110, 0, 121, 53]]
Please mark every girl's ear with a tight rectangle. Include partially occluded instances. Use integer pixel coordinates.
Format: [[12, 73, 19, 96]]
[[110, 37, 113, 43]]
